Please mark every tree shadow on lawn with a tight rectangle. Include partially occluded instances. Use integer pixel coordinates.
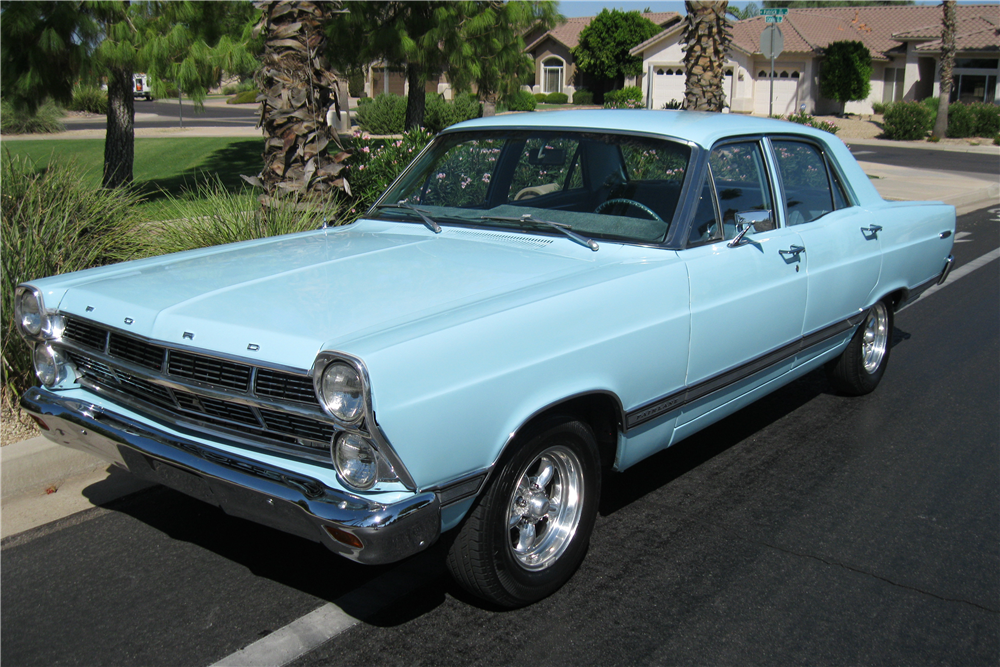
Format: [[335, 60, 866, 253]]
[[135, 138, 263, 204]]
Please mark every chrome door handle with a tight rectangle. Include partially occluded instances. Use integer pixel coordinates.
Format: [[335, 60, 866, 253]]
[[779, 245, 805, 257], [862, 224, 883, 237]]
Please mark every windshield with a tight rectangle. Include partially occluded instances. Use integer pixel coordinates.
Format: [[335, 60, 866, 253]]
[[372, 129, 691, 245]]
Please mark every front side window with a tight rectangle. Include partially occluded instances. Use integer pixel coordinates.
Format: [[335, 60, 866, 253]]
[[687, 141, 775, 246], [375, 130, 692, 245]]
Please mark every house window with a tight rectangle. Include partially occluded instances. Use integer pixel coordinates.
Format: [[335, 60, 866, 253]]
[[883, 67, 904, 103], [543, 57, 564, 94]]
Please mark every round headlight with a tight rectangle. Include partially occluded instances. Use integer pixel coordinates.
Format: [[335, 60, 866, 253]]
[[16, 290, 43, 337], [320, 362, 364, 423], [333, 433, 378, 490], [33, 345, 69, 387]]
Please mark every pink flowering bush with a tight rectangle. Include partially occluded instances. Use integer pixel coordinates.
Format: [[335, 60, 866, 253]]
[[345, 127, 435, 215]]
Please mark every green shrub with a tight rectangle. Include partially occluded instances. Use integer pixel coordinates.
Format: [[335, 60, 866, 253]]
[[533, 93, 547, 103], [452, 93, 483, 125], [970, 102, 1000, 137], [355, 93, 406, 134], [423, 93, 454, 134], [346, 127, 435, 213], [871, 101, 889, 115], [1, 99, 65, 134], [994, 133, 1000, 146], [786, 110, 811, 125], [545, 92, 568, 104], [222, 80, 256, 95], [505, 90, 537, 112], [882, 100, 932, 140], [808, 118, 840, 135], [1, 152, 146, 399], [573, 90, 594, 105], [357, 97, 373, 106], [143, 176, 336, 257], [662, 99, 682, 110], [603, 86, 644, 109], [69, 85, 108, 114], [946, 102, 977, 138], [227, 90, 258, 104]]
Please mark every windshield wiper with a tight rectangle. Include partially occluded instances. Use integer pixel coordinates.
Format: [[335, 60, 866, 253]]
[[372, 202, 442, 234], [479, 213, 599, 252]]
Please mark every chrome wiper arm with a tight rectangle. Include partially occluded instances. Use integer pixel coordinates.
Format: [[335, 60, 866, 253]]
[[479, 214, 599, 252], [373, 202, 442, 234]]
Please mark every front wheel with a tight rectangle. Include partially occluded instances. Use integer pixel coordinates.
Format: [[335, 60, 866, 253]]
[[826, 300, 893, 395], [446, 417, 601, 608]]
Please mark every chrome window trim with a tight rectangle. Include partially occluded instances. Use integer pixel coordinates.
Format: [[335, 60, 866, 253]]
[[763, 135, 860, 228]]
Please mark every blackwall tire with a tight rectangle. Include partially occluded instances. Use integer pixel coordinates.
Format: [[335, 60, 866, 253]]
[[827, 300, 893, 396], [446, 417, 601, 608]]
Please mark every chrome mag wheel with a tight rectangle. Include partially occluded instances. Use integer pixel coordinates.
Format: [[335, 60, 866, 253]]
[[861, 301, 890, 374], [506, 445, 584, 571]]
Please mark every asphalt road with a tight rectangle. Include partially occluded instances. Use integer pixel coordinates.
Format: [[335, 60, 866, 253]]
[[2, 206, 997, 666], [66, 99, 259, 131], [846, 141, 998, 176]]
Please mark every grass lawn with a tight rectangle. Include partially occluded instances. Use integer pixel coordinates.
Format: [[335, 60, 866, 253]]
[[3, 137, 263, 219]]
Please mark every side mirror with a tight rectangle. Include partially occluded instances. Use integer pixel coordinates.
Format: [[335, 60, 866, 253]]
[[728, 210, 773, 247]]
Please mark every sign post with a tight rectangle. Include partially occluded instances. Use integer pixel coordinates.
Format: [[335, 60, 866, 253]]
[[760, 23, 784, 116]]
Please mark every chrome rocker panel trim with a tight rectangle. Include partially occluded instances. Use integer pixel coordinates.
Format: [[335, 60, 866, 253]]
[[20, 387, 440, 565]]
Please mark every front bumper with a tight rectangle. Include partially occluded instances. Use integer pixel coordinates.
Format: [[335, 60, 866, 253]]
[[20, 387, 440, 565]]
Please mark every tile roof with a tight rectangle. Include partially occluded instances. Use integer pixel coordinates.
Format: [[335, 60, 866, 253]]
[[525, 12, 680, 52], [730, 5, 1000, 61], [913, 16, 1000, 52]]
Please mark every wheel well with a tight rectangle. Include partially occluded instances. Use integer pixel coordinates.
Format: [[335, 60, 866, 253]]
[[508, 393, 622, 470], [880, 289, 908, 312]]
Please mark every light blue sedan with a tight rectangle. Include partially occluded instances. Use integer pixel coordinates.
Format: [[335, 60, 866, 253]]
[[16, 110, 955, 607]]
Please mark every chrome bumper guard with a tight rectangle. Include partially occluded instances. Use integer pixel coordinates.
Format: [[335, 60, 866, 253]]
[[938, 254, 955, 285], [20, 388, 440, 565]]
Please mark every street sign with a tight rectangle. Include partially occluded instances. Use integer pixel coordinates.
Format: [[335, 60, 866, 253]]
[[765, 15, 784, 23], [760, 8, 789, 15], [760, 25, 784, 59]]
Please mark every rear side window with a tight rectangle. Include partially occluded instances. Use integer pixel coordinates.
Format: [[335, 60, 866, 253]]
[[772, 141, 849, 225]]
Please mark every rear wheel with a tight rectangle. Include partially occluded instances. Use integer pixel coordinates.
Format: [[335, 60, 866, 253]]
[[827, 300, 893, 395], [446, 417, 601, 608]]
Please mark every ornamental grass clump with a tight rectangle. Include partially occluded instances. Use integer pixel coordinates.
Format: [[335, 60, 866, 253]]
[[142, 175, 338, 257], [1, 152, 146, 399], [0, 98, 65, 134]]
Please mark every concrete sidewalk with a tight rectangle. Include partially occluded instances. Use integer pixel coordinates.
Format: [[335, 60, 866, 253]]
[[2, 129, 998, 540]]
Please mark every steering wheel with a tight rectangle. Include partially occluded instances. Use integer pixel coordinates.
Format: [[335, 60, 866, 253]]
[[594, 198, 664, 222]]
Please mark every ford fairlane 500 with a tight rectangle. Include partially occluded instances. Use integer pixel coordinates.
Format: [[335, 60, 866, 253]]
[[17, 110, 955, 607]]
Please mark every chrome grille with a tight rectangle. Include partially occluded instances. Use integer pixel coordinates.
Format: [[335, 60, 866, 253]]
[[168, 350, 251, 391], [109, 333, 165, 371], [255, 368, 316, 403], [61, 317, 336, 459], [64, 318, 108, 351]]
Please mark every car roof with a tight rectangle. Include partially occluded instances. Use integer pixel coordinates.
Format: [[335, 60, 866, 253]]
[[446, 109, 833, 150]]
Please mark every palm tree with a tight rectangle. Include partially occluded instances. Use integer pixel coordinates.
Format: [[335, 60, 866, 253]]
[[682, 1, 732, 112], [931, 0, 956, 140], [248, 0, 349, 203]]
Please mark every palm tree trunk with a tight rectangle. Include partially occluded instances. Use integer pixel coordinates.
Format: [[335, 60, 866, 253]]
[[252, 0, 348, 202], [103, 67, 135, 189], [932, 0, 957, 140], [682, 1, 731, 112]]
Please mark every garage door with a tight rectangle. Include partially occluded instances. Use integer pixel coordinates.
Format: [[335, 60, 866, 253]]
[[754, 67, 800, 115], [651, 67, 687, 109], [651, 67, 735, 110]]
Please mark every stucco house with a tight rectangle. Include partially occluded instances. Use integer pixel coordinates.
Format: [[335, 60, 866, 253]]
[[629, 4, 998, 115], [523, 12, 681, 99]]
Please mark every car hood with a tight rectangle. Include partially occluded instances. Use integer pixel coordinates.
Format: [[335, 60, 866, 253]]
[[45, 220, 637, 370]]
